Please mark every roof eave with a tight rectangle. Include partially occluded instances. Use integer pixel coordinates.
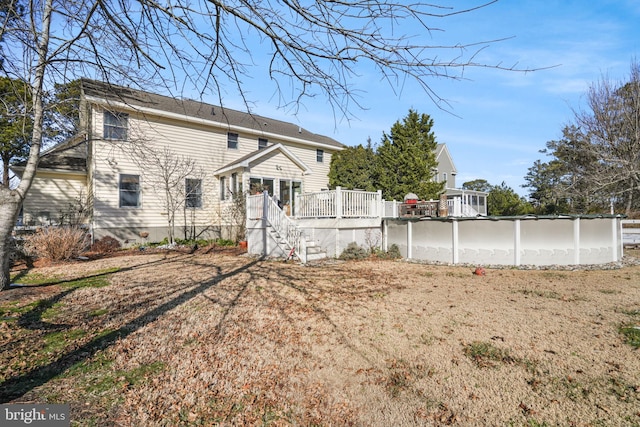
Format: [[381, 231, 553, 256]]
[[85, 95, 344, 151]]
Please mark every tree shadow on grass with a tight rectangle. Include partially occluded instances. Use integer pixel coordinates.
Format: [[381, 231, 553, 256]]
[[0, 256, 261, 403]]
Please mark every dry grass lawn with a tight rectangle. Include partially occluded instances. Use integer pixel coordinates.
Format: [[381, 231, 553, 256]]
[[1, 249, 640, 426]]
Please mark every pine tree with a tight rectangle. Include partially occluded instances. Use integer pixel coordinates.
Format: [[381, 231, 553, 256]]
[[376, 110, 443, 201]]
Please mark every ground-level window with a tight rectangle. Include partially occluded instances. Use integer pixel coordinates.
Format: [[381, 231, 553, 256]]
[[258, 138, 268, 149], [119, 174, 140, 207], [227, 132, 238, 149], [186, 178, 202, 208], [231, 173, 237, 195], [316, 149, 324, 163], [250, 177, 274, 195], [220, 176, 227, 201], [104, 111, 128, 140]]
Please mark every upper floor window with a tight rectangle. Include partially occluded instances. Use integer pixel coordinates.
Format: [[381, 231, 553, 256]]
[[258, 138, 268, 149], [185, 178, 202, 208], [316, 149, 324, 163], [442, 172, 447, 184], [119, 174, 140, 207], [227, 132, 238, 149], [104, 111, 128, 140]]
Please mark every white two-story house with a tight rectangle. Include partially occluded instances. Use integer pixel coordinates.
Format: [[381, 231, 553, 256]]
[[14, 79, 344, 244]]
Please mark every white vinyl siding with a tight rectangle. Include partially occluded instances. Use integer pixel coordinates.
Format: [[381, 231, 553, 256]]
[[21, 172, 87, 226], [87, 104, 339, 232]]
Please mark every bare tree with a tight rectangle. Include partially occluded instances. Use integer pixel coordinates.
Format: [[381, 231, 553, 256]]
[[1, 0, 533, 290], [133, 146, 203, 245], [574, 60, 640, 214]]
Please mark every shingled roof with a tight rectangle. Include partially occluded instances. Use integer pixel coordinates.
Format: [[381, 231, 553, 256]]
[[81, 79, 344, 149], [12, 136, 87, 173]]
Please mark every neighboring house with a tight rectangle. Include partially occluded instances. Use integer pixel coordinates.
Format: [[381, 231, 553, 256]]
[[434, 143, 488, 216], [13, 79, 344, 244], [434, 143, 457, 189]]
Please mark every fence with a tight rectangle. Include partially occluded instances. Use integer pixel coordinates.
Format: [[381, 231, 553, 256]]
[[385, 215, 623, 266], [622, 219, 640, 247]]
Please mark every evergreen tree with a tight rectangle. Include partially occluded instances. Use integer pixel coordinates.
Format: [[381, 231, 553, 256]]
[[0, 77, 32, 186], [462, 179, 492, 192], [488, 182, 532, 216], [328, 139, 377, 191], [376, 109, 443, 201]]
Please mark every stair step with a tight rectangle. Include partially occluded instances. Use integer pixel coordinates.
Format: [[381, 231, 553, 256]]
[[306, 251, 327, 261]]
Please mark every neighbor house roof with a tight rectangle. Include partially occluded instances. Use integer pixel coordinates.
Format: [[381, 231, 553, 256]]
[[81, 79, 345, 150]]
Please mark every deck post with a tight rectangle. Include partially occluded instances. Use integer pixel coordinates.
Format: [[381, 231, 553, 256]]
[[335, 186, 343, 219]]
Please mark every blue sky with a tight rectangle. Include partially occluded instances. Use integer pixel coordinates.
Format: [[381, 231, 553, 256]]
[[221, 1, 640, 196]]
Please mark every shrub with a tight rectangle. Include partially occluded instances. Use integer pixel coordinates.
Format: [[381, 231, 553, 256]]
[[339, 242, 369, 260], [90, 236, 122, 254], [24, 227, 89, 261], [379, 243, 402, 260]]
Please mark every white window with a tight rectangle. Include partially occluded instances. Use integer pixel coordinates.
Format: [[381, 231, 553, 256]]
[[258, 138, 268, 149], [220, 176, 227, 201], [185, 178, 202, 208], [316, 149, 324, 163], [119, 174, 140, 207], [227, 132, 238, 149], [104, 111, 128, 140]]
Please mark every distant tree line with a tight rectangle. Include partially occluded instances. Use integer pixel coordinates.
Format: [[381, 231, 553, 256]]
[[330, 109, 533, 216], [523, 60, 640, 216]]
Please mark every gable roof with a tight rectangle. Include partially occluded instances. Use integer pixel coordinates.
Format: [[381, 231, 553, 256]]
[[81, 79, 344, 150], [435, 143, 457, 175], [214, 143, 311, 176]]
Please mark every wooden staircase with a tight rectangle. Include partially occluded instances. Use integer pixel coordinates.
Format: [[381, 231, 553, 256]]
[[263, 196, 326, 263]]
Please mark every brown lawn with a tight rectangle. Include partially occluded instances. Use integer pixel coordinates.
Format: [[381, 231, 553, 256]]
[[1, 249, 640, 426]]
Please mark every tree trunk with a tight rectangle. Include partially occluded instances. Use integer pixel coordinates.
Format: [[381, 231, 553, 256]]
[[0, 0, 52, 292], [0, 197, 21, 291]]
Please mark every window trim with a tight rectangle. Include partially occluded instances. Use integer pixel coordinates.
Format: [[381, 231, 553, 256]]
[[104, 111, 128, 140], [227, 132, 239, 149], [220, 176, 227, 201], [185, 178, 203, 208], [119, 174, 141, 208]]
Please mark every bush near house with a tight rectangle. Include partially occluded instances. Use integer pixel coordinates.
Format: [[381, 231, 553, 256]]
[[23, 226, 89, 261]]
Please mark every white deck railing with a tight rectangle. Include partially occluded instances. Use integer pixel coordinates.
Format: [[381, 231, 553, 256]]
[[247, 188, 483, 221], [295, 187, 383, 219]]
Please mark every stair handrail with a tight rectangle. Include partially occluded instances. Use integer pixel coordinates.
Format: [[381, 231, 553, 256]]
[[264, 193, 303, 261]]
